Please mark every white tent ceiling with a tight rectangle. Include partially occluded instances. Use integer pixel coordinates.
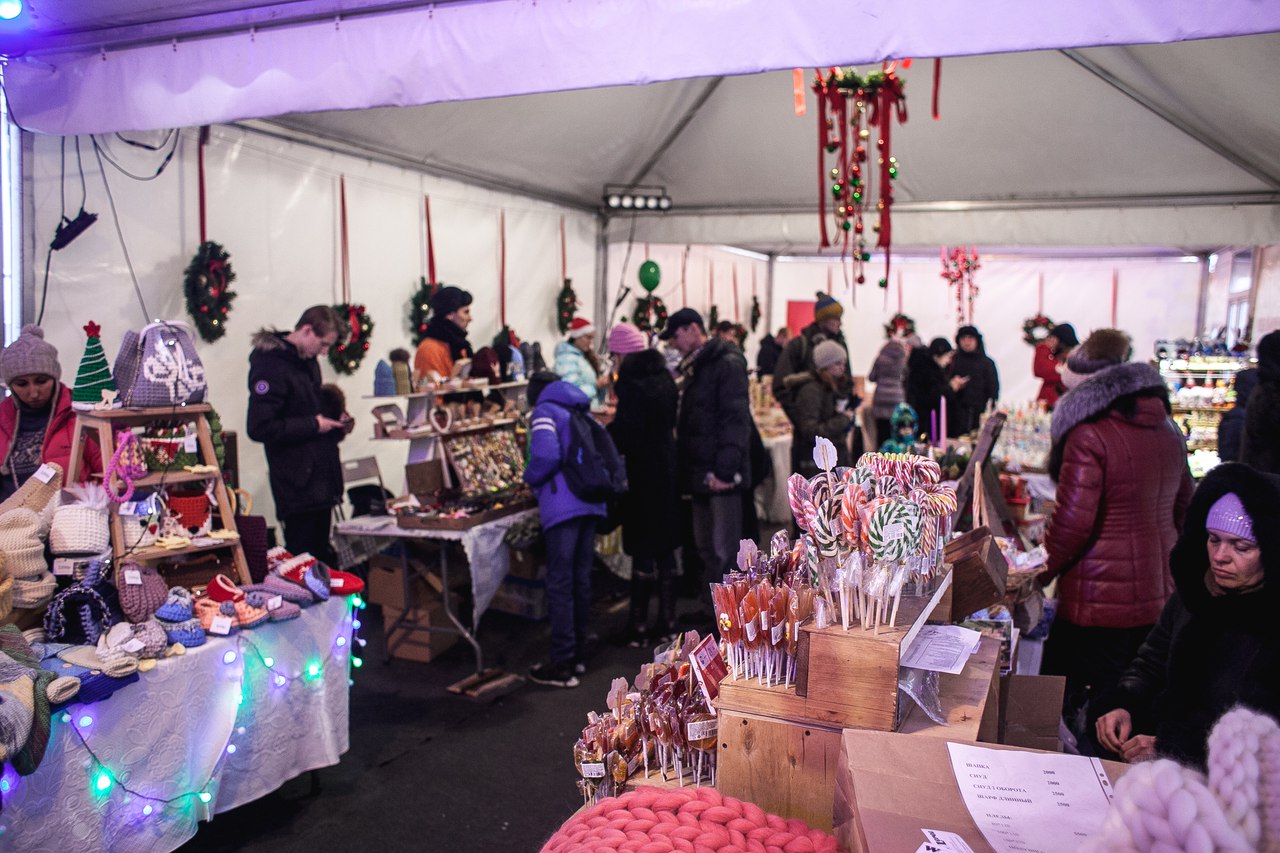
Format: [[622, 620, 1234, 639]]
[[3, 1, 1280, 253]]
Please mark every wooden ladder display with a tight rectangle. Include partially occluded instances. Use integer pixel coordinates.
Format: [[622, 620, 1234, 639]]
[[67, 404, 251, 586]]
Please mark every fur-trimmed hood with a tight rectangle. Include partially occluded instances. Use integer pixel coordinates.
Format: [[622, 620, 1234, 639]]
[[251, 328, 289, 352], [1169, 462, 1280, 623], [1050, 361, 1167, 443]]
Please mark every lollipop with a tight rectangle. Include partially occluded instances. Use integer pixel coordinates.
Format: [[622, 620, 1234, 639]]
[[787, 474, 814, 531], [866, 499, 923, 563]]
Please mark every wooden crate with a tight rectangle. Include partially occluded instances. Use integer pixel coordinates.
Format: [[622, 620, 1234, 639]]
[[716, 636, 1001, 832], [718, 570, 953, 732], [944, 527, 1008, 620]]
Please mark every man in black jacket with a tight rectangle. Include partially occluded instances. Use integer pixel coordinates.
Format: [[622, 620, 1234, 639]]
[[247, 306, 351, 566], [662, 308, 751, 604], [947, 325, 999, 436]]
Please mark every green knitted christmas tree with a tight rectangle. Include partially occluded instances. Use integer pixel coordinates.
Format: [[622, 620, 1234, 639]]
[[71, 321, 118, 411]]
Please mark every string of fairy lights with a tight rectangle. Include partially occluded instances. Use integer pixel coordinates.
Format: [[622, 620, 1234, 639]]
[[0, 594, 367, 821]]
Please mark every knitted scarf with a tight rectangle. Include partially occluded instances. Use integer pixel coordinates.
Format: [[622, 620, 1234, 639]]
[[425, 315, 472, 362]]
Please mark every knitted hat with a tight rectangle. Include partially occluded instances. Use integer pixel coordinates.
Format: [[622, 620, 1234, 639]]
[[928, 337, 953, 358], [812, 339, 847, 372], [54, 643, 138, 679], [12, 574, 56, 609], [1066, 328, 1132, 377], [567, 318, 595, 340], [0, 464, 62, 524], [1206, 492, 1255, 542], [814, 293, 843, 324], [128, 618, 170, 659], [0, 324, 61, 386], [0, 509, 48, 580], [373, 360, 395, 395], [430, 285, 473, 318], [114, 561, 169, 622], [607, 323, 648, 355]]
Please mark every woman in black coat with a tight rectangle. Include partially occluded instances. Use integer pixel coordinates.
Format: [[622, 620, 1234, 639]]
[[947, 325, 999, 437], [905, 338, 960, 442], [1091, 462, 1280, 770], [607, 326, 680, 644]]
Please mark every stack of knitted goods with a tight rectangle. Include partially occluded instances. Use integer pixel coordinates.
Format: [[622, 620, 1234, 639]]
[[0, 508, 56, 609], [154, 587, 206, 647], [1082, 706, 1280, 851], [541, 785, 841, 853], [49, 482, 111, 558], [0, 625, 80, 777]]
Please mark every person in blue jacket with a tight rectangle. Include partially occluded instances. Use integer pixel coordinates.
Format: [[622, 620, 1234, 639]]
[[553, 318, 607, 410], [523, 372, 606, 688]]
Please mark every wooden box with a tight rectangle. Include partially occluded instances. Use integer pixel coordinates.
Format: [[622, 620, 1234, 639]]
[[718, 571, 953, 732], [395, 498, 532, 530], [944, 527, 1008, 620], [384, 597, 460, 663]]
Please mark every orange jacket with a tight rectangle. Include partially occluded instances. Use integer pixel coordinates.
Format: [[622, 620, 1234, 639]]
[[414, 338, 454, 381]]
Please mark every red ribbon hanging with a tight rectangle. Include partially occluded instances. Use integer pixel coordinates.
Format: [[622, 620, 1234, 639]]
[[424, 196, 437, 283], [751, 264, 757, 298], [681, 245, 689, 307], [827, 266, 833, 295], [559, 215, 567, 282], [871, 66, 907, 287], [499, 210, 507, 327], [815, 74, 831, 249], [709, 261, 715, 311], [732, 265, 740, 322], [932, 58, 943, 121], [897, 269, 904, 314], [347, 304, 361, 340], [1038, 272, 1045, 315], [339, 175, 351, 304], [1111, 268, 1119, 326], [197, 126, 210, 245]]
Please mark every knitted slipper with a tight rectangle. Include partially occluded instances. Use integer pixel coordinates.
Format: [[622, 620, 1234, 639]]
[[274, 553, 331, 602], [47, 675, 80, 704], [128, 619, 169, 659], [229, 597, 270, 629], [154, 586, 195, 622], [265, 546, 298, 573], [160, 618, 205, 648], [257, 573, 315, 606], [206, 573, 246, 604], [328, 569, 365, 597], [195, 597, 238, 635], [245, 589, 301, 622], [96, 627, 142, 675], [55, 644, 139, 679]]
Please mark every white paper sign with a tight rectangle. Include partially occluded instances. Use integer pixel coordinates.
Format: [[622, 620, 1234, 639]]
[[329, 577, 342, 588], [900, 625, 982, 674], [183, 431, 199, 453], [191, 537, 220, 547], [32, 464, 56, 484], [580, 762, 606, 779], [208, 615, 234, 636], [771, 623, 784, 645], [121, 638, 146, 654], [947, 743, 1114, 853], [122, 568, 143, 585], [744, 616, 759, 642], [267, 595, 283, 611], [687, 719, 718, 741], [915, 829, 977, 853], [52, 558, 76, 577]]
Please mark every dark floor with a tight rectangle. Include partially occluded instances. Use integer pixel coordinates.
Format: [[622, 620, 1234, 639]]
[[177, 565, 714, 853]]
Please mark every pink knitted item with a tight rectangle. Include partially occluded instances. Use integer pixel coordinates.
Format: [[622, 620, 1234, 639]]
[[540, 785, 842, 853]]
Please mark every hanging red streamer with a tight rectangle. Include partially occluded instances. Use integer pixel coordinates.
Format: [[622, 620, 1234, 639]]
[[1111, 268, 1119, 326], [499, 210, 508, 327], [559, 215, 567, 281], [732, 265, 740, 322], [339, 176, 351, 304], [751, 265, 758, 298], [197, 126, 210, 245], [1037, 272, 1045, 315], [815, 73, 831, 250], [709, 261, 715, 310], [897, 269, 903, 314], [424, 196, 437, 284], [932, 58, 942, 121], [681, 245, 689, 307]]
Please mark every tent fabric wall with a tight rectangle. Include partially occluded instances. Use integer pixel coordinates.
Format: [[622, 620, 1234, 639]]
[[29, 126, 596, 527], [8, 0, 1280, 136], [768, 256, 1202, 406]]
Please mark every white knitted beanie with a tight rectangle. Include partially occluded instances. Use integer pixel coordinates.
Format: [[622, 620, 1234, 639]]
[[0, 508, 47, 579]]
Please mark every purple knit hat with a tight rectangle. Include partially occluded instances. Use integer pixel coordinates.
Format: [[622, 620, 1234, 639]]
[[1206, 492, 1255, 542], [608, 323, 649, 355]]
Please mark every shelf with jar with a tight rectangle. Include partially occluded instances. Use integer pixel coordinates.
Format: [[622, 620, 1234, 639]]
[[1158, 356, 1254, 454]]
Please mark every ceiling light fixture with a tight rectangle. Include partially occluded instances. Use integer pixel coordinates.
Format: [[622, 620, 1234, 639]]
[[603, 184, 672, 213]]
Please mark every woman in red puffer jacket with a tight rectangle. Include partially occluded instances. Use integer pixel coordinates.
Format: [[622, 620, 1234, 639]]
[[1036, 329, 1193, 741]]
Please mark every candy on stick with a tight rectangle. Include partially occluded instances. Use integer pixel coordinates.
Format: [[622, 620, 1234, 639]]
[[787, 474, 814, 532], [770, 528, 791, 559], [736, 538, 761, 572]]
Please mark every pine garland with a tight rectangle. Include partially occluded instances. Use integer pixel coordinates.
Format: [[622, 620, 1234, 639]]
[[556, 279, 578, 335], [632, 295, 669, 334], [183, 241, 237, 343], [407, 277, 440, 347], [883, 312, 916, 338], [329, 303, 374, 375], [749, 295, 762, 333]]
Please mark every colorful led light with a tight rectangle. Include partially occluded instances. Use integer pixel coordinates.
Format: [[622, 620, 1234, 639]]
[[222, 650, 237, 665]]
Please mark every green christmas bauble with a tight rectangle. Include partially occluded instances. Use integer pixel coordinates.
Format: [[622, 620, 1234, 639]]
[[638, 261, 661, 293]]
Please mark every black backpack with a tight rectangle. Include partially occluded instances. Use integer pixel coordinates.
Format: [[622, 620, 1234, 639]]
[[553, 403, 629, 502]]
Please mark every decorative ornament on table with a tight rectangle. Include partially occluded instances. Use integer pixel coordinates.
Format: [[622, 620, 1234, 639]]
[[883, 313, 916, 339], [183, 241, 237, 343], [940, 246, 981, 325], [812, 63, 907, 288], [749, 295, 762, 333], [556, 279, 578, 335], [631, 295, 668, 334], [1022, 314, 1056, 347], [407, 277, 441, 347], [328, 303, 374, 375], [71, 321, 121, 411]]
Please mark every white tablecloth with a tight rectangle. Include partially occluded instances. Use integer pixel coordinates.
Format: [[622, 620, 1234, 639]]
[[2, 597, 352, 853], [334, 509, 537, 626], [755, 434, 793, 524]]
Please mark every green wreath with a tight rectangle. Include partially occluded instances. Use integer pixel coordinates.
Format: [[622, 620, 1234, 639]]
[[407, 277, 440, 346], [330, 303, 374, 375], [883, 312, 915, 339], [183, 241, 237, 343], [749, 295, 762, 333], [1022, 314, 1055, 347], [632, 295, 668, 333], [557, 279, 578, 335]]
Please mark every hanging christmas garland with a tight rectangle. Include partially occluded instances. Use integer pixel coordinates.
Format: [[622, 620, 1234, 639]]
[[183, 241, 237, 343], [749, 295, 762, 333], [1022, 314, 1056, 347], [556, 279, 578, 335], [708, 305, 720, 330], [329, 303, 374, 375], [632, 295, 668, 334], [883, 313, 916, 338], [407, 277, 440, 346]]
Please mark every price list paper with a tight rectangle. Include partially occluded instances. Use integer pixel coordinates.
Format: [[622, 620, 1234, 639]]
[[946, 743, 1115, 852]]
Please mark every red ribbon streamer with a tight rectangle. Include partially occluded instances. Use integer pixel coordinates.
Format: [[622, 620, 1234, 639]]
[[348, 304, 361, 340], [751, 265, 757, 298], [681, 245, 689, 307], [197, 126, 209, 245], [709, 261, 715, 310], [499, 210, 507, 327], [932, 58, 942, 121], [1111, 268, 1119, 326], [559, 215, 567, 282], [424, 196, 437, 284], [732, 266, 740, 322], [339, 176, 351, 304], [816, 74, 831, 249], [827, 266, 833, 295], [1038, 272, 1045, 315], [897, 269, 903, 314]]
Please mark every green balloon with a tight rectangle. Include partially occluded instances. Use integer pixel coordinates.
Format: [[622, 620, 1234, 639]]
[[638, 260, 661, 292]]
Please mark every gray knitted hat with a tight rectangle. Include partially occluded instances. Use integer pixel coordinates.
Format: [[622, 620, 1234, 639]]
[[0, 325, 61, 385]]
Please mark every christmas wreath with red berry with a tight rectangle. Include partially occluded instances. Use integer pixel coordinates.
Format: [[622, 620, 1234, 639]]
[[183, 241, 237, 343], [883, 312, 916, 339], [632, 295, 668, 334], [1022, 314, 1055, 347], [330, 303, 374, 375]]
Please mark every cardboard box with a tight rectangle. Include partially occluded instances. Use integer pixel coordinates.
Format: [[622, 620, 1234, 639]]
[[489, 575, 548, 620], [383, 597, 460, 663], [506, 547, 545, 581], [367, 551, 467, 611], [833, 730, 1127, 853], [998, 674, 1065, 752]]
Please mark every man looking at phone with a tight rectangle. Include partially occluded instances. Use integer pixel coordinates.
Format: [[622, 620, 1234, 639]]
[[248, 305, 353, 566]]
